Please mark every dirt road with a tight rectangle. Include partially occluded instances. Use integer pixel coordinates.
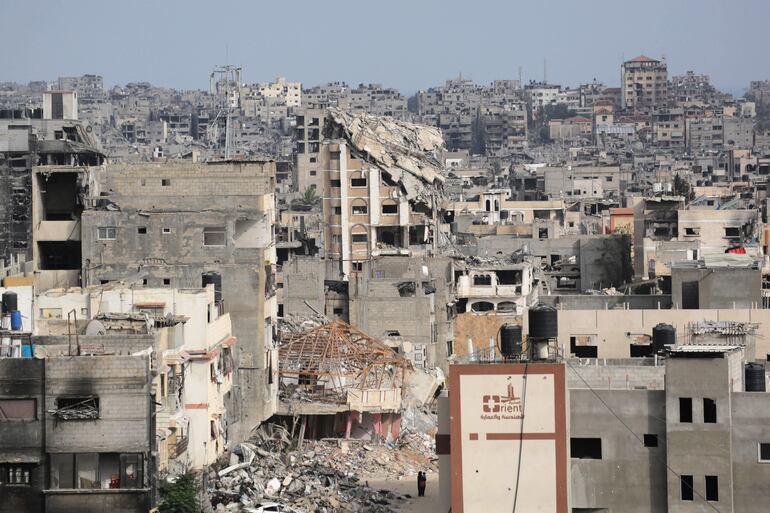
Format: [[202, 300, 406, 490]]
[[369, 472, 444, 513]]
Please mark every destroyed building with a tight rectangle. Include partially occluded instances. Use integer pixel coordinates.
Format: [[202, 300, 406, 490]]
[[276, 320, 410, 440], [79, 161, 278, 441], [0, 91, 104, 289]]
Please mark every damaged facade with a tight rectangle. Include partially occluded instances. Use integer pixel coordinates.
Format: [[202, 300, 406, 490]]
[[0, 92, 104, 289], [79, 161, 278, 441]]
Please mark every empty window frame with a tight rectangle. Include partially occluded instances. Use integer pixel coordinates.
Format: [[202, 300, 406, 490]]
[[203, 227, 226, 246], [351, 233, 368, 244], [381, 202, 398, 215], [52, 397, 100, 420], [680, 397, 693, 423], [0, 399, 36, 421], [350, 176, 368, 187], [351, 261, 364, 272], [161, 179, 171, 186], [137, 227, 147, 234], [724, 227, 741, 238], [758, 443, 770, 462], [97, 226, 117, 240], [684, 227, 700, 236], [703, 398, 717, 423], [0, 464, 32, 485], [351, 204, 368, 215], [681, 475, 694, 501], [570, 438, 602, 459], [643, 434, 658, 447], [162, 227, 172, 234], [705, 475, 718, 501]]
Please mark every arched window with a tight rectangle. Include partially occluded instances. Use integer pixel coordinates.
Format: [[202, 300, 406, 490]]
[[473, 274, 492, 286], [497, 301, 517, 312], [471, 301, 494, 312], [350, 198, 368, 216], [485, 199, 491, 211], [350, 225, 368, 244]]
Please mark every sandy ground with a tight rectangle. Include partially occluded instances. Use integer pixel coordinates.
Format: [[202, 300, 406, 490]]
[[369, 472, 443, 513]]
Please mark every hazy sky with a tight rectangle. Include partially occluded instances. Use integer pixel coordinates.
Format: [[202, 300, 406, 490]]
[[1, 0, 768, 95]]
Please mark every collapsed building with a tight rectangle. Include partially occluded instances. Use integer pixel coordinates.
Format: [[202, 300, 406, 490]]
[[276, 320, 411, 440], [283, 109, 456, 370]]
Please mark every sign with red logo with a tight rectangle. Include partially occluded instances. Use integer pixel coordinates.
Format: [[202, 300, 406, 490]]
[[481, 383, 523, 420]]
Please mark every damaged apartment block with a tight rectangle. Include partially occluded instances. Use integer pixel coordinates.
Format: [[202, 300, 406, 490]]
[[0, 90, 104, 290]]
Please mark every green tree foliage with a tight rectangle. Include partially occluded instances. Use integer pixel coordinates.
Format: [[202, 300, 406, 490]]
[[158, 473, 200, 513], [301, 186, 318, 206]]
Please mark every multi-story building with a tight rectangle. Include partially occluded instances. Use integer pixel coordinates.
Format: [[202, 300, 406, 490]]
[[292, 107, 326, 193], [652, 107, 686, 149], [35, 283, 236, 469], [0, 353, 154, 513], [621, 55, 668, 113], [79, 161, 277, 441], [0, 92, 105, 290]]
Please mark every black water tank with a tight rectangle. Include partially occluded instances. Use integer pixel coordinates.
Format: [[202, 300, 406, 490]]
[[500, 324, 523, 358], [652, 323, 676, 352], [745, 363, 766, 392], [1, 291, 18, 313], [528, 305, 558, 339]]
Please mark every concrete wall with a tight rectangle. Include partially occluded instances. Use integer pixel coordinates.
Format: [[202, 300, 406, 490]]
[[671, 266, 761, 310], [45, 355, 151, 453], [546, 307, 770, 361], [570, 389, 667, 513], [45, 492, 150, 513], [665, 355, 736, 513], [731, 392, 770, 513]]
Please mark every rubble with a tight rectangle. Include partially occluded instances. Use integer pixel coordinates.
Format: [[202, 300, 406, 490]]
[[207, 423, 437, 513], [279, 312, 330, 336], [325, 108, 445, 206]]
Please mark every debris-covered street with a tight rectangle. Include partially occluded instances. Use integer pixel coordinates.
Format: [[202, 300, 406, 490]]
[[207, 423, 437, 512]]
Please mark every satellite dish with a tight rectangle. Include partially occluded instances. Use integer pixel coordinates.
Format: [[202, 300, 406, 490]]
[[85, 319, 107, 336]]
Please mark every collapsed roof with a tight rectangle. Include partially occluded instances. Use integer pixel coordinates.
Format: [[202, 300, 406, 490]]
[[325, 108, 446, 205], [278, 320, 411, 403]]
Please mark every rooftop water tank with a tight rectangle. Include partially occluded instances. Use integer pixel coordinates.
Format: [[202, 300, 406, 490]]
[[500, 324, 523, 358], [528, 305, 558, 339]]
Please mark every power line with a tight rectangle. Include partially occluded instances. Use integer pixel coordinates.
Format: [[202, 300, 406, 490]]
[[566, 360, 723, 513], [511, 362, 528, 513]]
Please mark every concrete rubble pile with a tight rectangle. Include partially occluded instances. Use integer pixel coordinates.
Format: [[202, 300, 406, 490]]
[[326, 108, 445, 206], [207, 423, 437, 512], [279, 312, 330, 335]]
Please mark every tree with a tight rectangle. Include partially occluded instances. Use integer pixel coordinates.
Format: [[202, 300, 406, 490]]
[[301, 186, 318, 206], [158, 473, 199, 513]]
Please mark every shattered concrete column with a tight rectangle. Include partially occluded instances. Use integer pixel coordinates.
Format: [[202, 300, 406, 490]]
[[345, 411, 354, 439]]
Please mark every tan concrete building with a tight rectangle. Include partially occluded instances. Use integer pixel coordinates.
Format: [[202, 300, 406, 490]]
[[622, 55, 668, 113]]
